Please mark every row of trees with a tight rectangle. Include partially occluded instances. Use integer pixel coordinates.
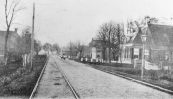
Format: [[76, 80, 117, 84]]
[[43, 42, 61, 54], [64, 16, 159, 62]]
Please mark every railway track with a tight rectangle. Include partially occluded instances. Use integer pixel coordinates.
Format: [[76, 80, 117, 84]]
[[29, 57, 49, 99], [29, 56, 80, 99], [53, 58, 80, 99]]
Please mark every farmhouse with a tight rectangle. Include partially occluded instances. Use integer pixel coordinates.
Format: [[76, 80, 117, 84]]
[[0, 28, 21, 56], [121, 23, 173, 69]]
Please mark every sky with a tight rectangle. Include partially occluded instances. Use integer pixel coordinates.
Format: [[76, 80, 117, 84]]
[[0, 0, 173, 47]]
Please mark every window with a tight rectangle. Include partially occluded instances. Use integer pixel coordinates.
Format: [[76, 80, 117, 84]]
[[134, 48, 139, 59]]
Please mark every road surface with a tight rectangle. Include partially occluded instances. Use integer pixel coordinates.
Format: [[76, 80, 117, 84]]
[[53, 55, 173, 99]]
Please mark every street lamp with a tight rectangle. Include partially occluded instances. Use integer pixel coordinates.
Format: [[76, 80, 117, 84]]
[[141, 34, 146, 80]]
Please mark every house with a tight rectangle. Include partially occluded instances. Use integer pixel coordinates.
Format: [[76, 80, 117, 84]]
[[89, 38, 112, 62], [89, 38, 103, 60], [82, 45, 90, 58], [61, 47, 78, 59], [0, 28, 21, 56], [120, 23, 173, 69]]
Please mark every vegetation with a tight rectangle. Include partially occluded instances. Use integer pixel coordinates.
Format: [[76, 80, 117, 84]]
[[4, 0, 25, 65], [0, 55, 47, 97]]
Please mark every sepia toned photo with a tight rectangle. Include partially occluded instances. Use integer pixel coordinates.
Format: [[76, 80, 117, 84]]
[[0, 0, 173, 99]]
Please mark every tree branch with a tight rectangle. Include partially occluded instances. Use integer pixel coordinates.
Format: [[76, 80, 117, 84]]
[[5, 0, 9, 26], [7, 0, 15, 17]]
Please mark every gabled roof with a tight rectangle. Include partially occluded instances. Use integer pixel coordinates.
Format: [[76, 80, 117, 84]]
[[0, 30, 20, 50], [89, 38, 109, 48], [124, 23, 173, 49], [89, 39, 102, 47], [132, 28, 143, 45], [147, 24, 173, 48]]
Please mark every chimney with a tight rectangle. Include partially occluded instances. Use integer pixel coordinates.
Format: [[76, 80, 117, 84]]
[[15, 28, 18, 33]]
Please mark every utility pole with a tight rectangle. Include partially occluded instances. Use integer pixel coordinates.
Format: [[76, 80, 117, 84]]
[[31, 3, 35, 70]]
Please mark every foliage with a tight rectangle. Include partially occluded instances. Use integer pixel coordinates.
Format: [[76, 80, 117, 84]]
[[52, 43, 61, 54], [20, 26, 42, 55], [43, 43, 52, 51], [0, 55, 46, 97], [21, 26, 31, 53], [34, 40, 42, 55]]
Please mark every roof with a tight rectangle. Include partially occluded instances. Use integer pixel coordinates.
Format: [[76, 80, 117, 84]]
[[146, 24, 173, 49], [132, 28, 143, 45], [0, 30, 21, 50], [89, 38, 109, 48], [89, 39, 101, 47], [125, 24, 173, 50]]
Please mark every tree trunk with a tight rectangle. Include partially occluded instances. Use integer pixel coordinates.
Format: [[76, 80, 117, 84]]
[[108, 32, 111, 63], [4, 28, 10, 65], [119, 48, 122, 64], [102, 47, 105, 60], [109, 46, 111, 63]]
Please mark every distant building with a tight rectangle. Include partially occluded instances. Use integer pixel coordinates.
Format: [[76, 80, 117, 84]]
[[89, 38, 110, 61], [61, 47, 78, 59], [0, 28, 21, 56]]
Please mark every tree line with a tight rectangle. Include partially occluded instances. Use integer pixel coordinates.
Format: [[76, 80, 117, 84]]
[[65, 16, 160, 63]]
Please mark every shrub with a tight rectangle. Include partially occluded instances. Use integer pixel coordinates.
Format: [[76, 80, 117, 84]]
[[160, 73, 173, 82], [145, 70, 160, 80]]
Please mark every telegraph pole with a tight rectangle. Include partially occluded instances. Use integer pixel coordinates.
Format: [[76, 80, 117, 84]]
[[31, 3, 35, 70]]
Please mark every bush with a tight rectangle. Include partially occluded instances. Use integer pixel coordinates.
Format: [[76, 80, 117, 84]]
[[115, 68, 141, 75], [8, 52, 23, 63], [145, 70, 160, 80], [160, 73, 173, 82]]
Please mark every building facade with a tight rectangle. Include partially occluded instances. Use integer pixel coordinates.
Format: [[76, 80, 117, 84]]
[[121, 23, 173, 69]]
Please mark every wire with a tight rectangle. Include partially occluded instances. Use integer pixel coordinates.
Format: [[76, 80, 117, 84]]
[[34, 0, 56, 18]]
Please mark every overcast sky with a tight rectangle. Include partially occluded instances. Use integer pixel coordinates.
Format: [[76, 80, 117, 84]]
[[0, 0, 173, 47]]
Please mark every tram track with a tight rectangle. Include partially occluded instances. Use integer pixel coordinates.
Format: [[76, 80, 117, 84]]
[[29, 57, 49, 99], [29, 56, 80, 99], [53, 57, 80, 99]]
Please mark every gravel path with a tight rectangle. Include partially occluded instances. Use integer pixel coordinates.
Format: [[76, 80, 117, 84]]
[[33, 56, 75, 99], [54, 55, 173, 99]]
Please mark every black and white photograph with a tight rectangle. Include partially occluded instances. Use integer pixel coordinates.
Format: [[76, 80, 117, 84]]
[[0, 0, 173, 99]]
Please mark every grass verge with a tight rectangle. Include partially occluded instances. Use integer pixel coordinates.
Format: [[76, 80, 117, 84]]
[[0, 55, 47, 98]]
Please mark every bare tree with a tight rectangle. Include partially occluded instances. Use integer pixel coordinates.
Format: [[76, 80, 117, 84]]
[[97, 21, 124, 63], [67, 42, 75, 58], [97, 21, 116, 63], [4, 0, 25, 65], [74, 41, 85, 59]]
